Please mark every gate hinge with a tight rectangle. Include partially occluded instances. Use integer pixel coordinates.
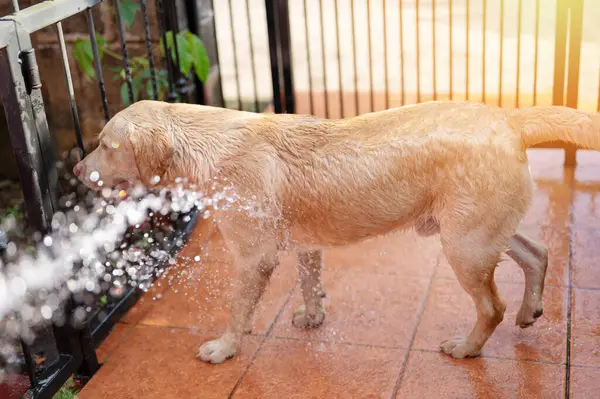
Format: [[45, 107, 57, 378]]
[[19, 48, 42, 94]]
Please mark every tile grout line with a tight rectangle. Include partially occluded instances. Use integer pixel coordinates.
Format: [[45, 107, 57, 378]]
[[565, 166, 576, 399], [389, 250, 443, 399], [227, 280, 300, 399]]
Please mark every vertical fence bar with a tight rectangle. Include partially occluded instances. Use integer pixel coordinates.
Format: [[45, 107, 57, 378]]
[[86, 9, 110, 122], [482, 0, 486, 103], [11, 0, 19, 12], [21, 340, 38, 387], [415, 0, 421, 103], [399, 0, 405, 105], [113, 0, 134, 104], [265, 0, 283, 113], [367, 0, 374, 111], [245, 0, 260, 112], [533, 0, 540, 106], [432, 0, 436, 100], [351, 0, 359, 113], [565, 0, 583, 166], [566, 0, 583, 109], [552, 0, 567, 107], [498, 0, 504, 106], [515, 0, 522, 107], [169, 0, 189, 102], [465, 0, 469, 100], [0, 23, 58, 231], [185, 0, 210, 105], [303, 0, 314, 114], [383, 0, 389, 108], [56, 22, 84, 154], [448, 0, 453, 100], [319, 0, 329, 117], [334, 0, 344, 116], [140, 0, 158, 100], [278, 0, 295, 113], [157, 0, 177, 102], [227, 0, 242, 109]]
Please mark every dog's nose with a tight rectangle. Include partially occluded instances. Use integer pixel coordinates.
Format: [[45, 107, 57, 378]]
[[73, 162, 83, 177]]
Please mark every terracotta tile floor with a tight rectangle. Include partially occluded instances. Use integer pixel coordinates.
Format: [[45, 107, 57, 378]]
[[80, 149, 600, 399]]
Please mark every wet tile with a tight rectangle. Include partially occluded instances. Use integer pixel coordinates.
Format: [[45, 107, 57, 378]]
[[436, 224, 569, 287], [570, 366, 600, 398], [120, 278, 172, 325], [575, 149, 600, 166], [0, 374, 30, 399], [139, 256, 297, 335], [233, 338, 405, 399], [120, 220, 221, 324], [396, 351, 564, 399], [527, 149, 570, 180], [572, 228, 600, 289], [96, 322, 134, 363], [272, 270, 429, 348], [521, 150, 573, 228], [79, 325, 261, 399], [413, 279, 568, 363], [570, 289, 600, 367], [325, 229, 441, 278], [572, 151, 600, 228], [521, 183, 572, 228]]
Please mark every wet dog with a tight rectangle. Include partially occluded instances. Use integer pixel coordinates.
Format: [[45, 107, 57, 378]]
[[74, 99, 600, 363]]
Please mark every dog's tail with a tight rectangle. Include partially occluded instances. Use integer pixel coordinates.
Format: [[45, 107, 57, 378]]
[[510, 106, 600, 150]]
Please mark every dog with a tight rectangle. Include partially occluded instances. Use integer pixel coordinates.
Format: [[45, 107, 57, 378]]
[[74, 99, 600, 364]]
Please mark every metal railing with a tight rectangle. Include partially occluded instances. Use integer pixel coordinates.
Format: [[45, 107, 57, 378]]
[[0, 1, 205, 397], [213, 0, 591, 163]]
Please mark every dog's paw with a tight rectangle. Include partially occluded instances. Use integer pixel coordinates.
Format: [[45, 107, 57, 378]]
[[516, 302, 544, 328], [197, 338, 237, 364], [440, 336, 481, 359], [292, 305, 325, 329]]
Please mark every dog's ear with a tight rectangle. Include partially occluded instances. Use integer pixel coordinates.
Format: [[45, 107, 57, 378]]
[[129, 126, 174, 184]]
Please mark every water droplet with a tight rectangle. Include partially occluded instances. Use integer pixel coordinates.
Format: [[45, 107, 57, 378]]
[[43, 236, 53, 247], [10, 277, 27, 296], [111, 141, 120, 149], [89, 171, 100, 182], [40, 305, 53, 320]]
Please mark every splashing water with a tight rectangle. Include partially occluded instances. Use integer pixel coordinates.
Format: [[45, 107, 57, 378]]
[[0, 174, 240, 375]]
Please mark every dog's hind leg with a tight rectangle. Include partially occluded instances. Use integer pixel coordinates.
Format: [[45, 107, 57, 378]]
[[293, 249, 326, 329], [440, 227, 508, 359], [506, 232, 548, 328]]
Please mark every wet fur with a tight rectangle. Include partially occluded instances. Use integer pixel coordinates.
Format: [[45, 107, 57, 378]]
[[75, 100, 600, 363]]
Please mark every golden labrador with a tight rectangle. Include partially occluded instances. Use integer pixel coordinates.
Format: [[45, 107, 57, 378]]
[[74, 100, 600, 363]]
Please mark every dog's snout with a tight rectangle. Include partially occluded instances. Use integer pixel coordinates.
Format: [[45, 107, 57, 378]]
[[73, 161, 83, 177]]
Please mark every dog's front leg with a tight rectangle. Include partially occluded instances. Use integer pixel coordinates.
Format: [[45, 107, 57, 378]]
[[197, 250, 278, 364], [293, 249, 326, 328]]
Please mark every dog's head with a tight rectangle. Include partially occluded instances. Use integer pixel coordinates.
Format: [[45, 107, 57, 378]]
[[73, 101, 174, 190]]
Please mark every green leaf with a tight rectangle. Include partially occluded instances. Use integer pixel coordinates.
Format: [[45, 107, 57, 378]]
[[118, 0, 140, 28], [73, 38, 94, 79], [187, 32, 210, 83], [73, 35, 107, 80], [161, 31, 193, 76]]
